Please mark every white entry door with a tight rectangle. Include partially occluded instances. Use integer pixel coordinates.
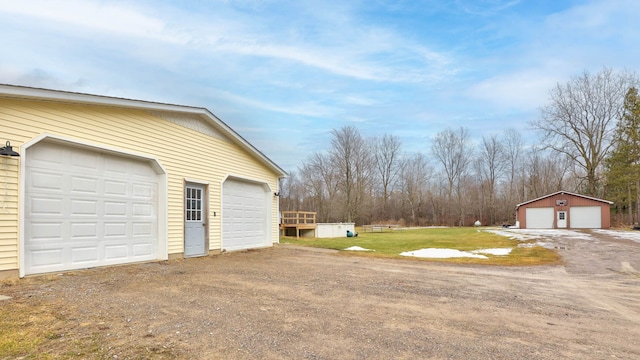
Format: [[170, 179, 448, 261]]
[[557, 211, 567, 228], [184, 183, 207, 257]]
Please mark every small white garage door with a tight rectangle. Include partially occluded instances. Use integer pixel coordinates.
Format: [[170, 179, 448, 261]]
[[525, 207, 554, 229], [222, 178, 270, 251], [570, 206, 602, 228], [24, 141, 159, 275]]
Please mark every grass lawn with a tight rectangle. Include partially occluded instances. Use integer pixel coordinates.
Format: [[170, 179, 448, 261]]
[[281, 227, 560, 266]]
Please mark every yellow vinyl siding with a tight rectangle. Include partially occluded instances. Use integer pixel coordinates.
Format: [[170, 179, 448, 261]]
[[0, 154, 20, 271], [0, 98, 279, 271]]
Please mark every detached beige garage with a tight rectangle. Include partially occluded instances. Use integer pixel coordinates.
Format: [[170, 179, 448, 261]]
[[515, 191, 612, 229], [0, 84, 286, 278]]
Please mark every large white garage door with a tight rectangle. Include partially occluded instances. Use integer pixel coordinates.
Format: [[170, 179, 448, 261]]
[[525, 207, 554, 229], [24, 141, 159, 275], [570, 206, 601, 229], [222, 178, 269, 251]]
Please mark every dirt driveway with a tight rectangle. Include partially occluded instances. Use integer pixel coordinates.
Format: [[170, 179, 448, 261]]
[[2, 229, 640, 359]]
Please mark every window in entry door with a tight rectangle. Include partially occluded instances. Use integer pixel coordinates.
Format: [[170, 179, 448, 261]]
[[186, 187, 202, 221]]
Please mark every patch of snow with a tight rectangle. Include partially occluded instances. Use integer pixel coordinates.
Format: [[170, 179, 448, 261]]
[[484, 229, 536, 241], [518, 241, 551, 249], [344, 246, 374, 251], [471, 248, 512, 256], [592, 229, 640, 243], [400, 248, 488, 259], [485, 228, 594, 241]]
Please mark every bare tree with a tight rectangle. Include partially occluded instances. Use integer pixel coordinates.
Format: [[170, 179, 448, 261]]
[[501, 128, 524, 205], [431, 127, 474, 226], [533, 67, 639, 196], [398, 153, 431, 225], [525, 147, 574, 197], [299, 152, 338, 222], [477, 134, 507, 225], [329, 126, 373, 223], [372, 134, 402, 219], [279, 171, 303, 212]]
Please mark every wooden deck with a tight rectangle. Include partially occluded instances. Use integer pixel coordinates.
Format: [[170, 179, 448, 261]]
[[280, 211, 317, 238]]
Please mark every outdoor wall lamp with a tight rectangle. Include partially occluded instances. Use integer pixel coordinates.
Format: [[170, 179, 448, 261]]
[[0, 141, 20, 157], [274, 191, 281, 197]]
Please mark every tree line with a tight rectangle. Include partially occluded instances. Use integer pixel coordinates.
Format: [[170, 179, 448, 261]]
[[279, 67, 640, 227]]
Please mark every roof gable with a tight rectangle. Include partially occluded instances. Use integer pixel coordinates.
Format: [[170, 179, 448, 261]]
[[0, 84, 287, 177], [147, 111, 229, 142], [516, 191, 613, 209]]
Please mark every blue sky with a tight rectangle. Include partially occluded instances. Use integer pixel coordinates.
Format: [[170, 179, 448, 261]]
[[1, 0, 639, 171]]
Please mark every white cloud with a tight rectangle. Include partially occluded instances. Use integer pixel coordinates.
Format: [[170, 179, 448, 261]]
[[0, 0, 456, 84], [211, 36, 452, 83], [210, 89, 336, 118], [466, 69, 558, 111], [545, 0, 640, 35], [466, 0, 640, 112], [0, 0, 176, 42], [343, 95, 376, 106], [454, 0, 522, 16]]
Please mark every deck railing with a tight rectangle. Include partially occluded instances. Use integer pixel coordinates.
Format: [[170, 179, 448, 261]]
[[281, 211, 317, 226]]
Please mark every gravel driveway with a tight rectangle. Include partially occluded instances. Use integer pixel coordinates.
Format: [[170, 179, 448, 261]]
[[2, 229, 640, 359]]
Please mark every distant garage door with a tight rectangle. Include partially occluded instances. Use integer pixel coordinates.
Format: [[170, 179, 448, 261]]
[[24, 141, 160, 275], [570, 206, 602, 228], [222, 178, 270, 251], [525, 207, 554, 229]]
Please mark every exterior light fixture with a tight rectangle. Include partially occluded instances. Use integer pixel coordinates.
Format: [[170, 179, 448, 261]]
[[274, 191, 281, 197], [0, 141, 19, 157]]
